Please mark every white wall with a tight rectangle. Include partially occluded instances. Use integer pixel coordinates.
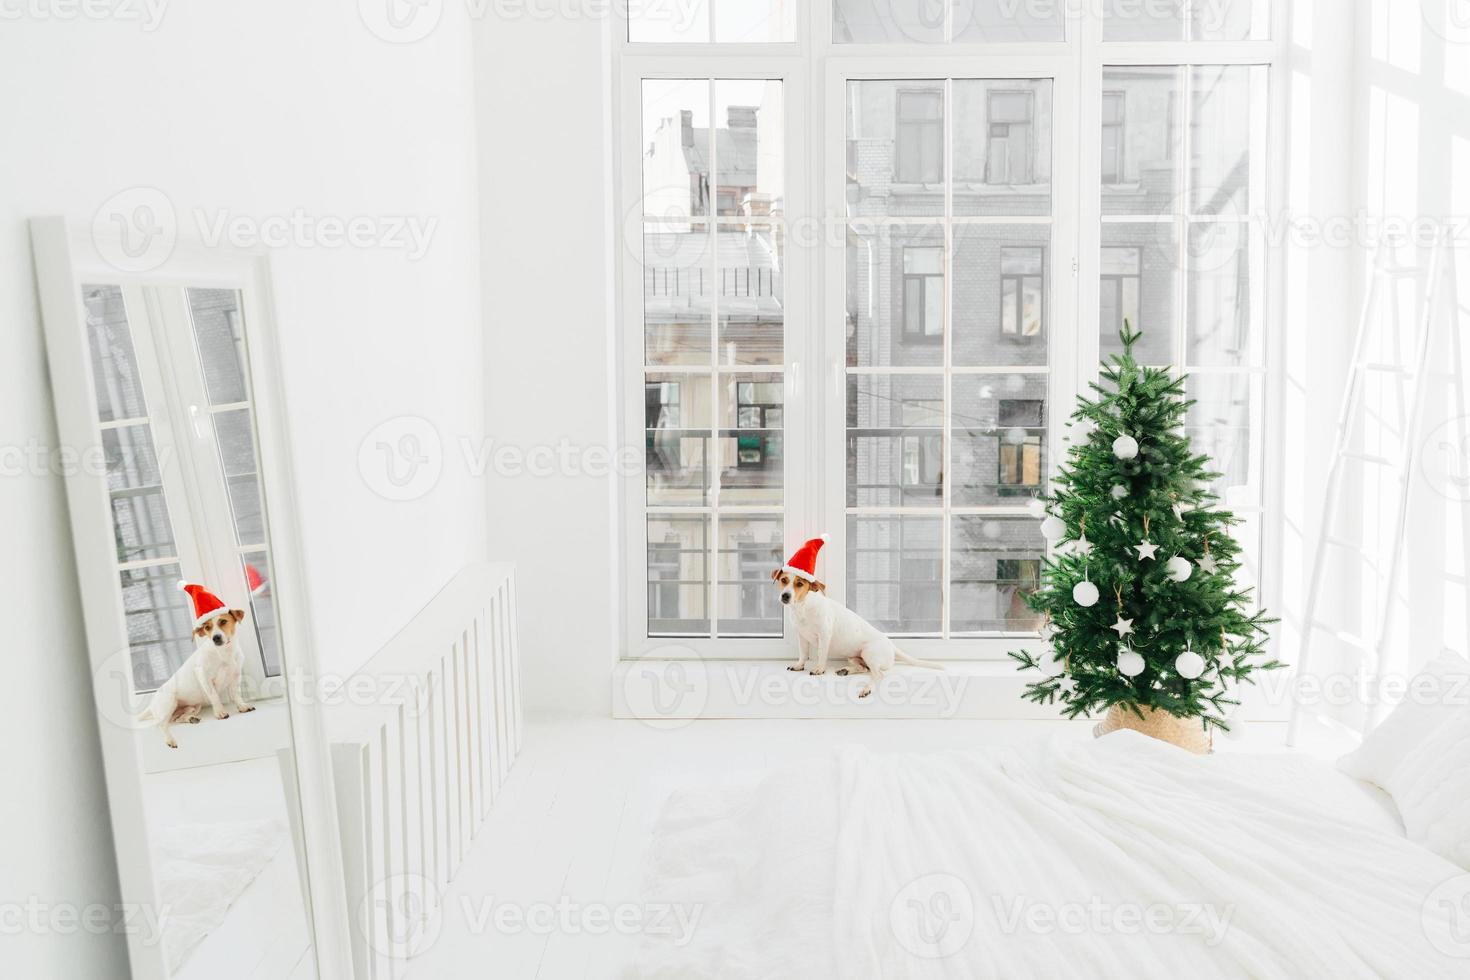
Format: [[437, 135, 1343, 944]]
[[475, 13, 620, 718], [0, 6, 486, 975]]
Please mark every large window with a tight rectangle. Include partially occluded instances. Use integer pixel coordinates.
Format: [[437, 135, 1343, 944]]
[[1097, 64, 1269, 582], [846, 77, 1054, 638], [639, 77, 787, 639], [619, 3, 1276, 659]]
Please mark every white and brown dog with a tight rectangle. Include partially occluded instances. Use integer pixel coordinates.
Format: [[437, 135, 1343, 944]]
[[773, 535, 943, 698], [138, 581, 255, 748]]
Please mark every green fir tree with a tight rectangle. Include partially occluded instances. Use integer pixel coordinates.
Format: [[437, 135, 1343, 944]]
[[1009, 323, 1281, 733]]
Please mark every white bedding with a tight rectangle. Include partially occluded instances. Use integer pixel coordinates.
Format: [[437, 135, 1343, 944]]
[[633, 732, 1465, 979]]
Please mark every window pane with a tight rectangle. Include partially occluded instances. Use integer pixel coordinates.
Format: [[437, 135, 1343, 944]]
[[1100, 222, 1178, 364], [834, 0, 947, 42], [713, 80, 782, 217], [847, 514, 942, 634], [644, 224, 713, 366], [1191, 66, 1262, 216], [951, 375, 1048, 506], [241, 553, 280, 677], [212, 409, 266, 547], [715, 0, 796, 42], [716, 516, 783, 636], [716, 223, 783, 365], [1103, 0, 1184, 40], [1100, 67, 1182, 216], [846, 81, 945, 217], [847, 223, 944, 368], [952, 225, 1049, 367], [1192, 0, 1267, 40], [1187, 222, 1253, 367], [848, 373, 945, 507], [955, 0, 1064, 41], [953, 80, 1052, 216], [648, 515, 710, 635], [83, 284, 148, 423], [717, 372, 783, 506], [121, 562, 194, 692], [629, 0, 708, 42], [103, 425, 175, 564], [642, 79, 711, 219], [185, 288, 249, 405], [1186, 373, 1259, 502], [951, 517, 1046, 633], [646, 373, 711, 506]]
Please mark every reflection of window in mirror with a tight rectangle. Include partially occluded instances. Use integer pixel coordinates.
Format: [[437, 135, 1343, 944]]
[[82, 283, 279, 696]]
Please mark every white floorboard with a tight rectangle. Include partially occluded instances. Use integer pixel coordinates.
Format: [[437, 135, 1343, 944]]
[[402, 716, 1325, 979]]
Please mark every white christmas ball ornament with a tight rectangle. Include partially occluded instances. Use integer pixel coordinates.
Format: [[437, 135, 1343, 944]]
[[1174, 649, 1206, 679], [1039, 514, 1067, 542], [1117, 648, 1146, 677], [1026, 497, 1049, 518], [1072, 580, 1100, 607], [1165, 556, 1193, 582], [1112, 434, 1140, 460], [1110, 484, 1128, 500]]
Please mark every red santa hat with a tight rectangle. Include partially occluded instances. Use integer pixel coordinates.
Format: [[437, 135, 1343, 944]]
[[244, 563, 269, 597], [178, 580, 228, 628], [782, 534, 830, 583]]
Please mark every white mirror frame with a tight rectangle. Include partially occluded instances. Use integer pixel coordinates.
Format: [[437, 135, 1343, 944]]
[[30, 216, 352, 979]]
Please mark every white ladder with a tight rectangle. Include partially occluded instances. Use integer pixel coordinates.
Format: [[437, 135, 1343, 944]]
[[1287, 233, 1467, 746]]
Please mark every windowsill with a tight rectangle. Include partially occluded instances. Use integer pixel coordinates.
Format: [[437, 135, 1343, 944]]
[[136, 696, 294, 774], [612, 659, 1296, 724], [613, 658, 1061, 720]]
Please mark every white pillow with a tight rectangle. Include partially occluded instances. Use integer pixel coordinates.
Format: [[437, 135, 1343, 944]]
[[1339, 650, 1470, 867]]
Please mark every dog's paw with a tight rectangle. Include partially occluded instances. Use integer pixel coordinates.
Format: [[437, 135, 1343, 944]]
[[859, 689, 872, 698], [808, 668, 826, 676], [239, 704, 256, 713], [166, 740, 179, 749], [215, 711, 229, 720], [836, 668, 849, 676], [188, 716, 201, 724], [786, 665, 804, 672]]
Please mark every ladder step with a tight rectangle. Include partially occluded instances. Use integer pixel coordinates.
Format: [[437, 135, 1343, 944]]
[[1341, 450, 1395, 467]]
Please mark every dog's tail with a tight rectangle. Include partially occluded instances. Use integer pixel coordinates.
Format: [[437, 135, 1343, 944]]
[[894, 649, 946, 670], [135, 707, 153, 722]]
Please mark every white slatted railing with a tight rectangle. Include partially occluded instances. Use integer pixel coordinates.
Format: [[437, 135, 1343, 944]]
[[327, 563, 521, 980]]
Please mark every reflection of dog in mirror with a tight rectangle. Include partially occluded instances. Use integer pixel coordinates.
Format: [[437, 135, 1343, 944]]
[[772, 536, 944, 698], [137, 581, 255, 748]]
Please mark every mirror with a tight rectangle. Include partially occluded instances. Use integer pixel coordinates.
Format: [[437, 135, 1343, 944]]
[[33, 219, 334, 980]]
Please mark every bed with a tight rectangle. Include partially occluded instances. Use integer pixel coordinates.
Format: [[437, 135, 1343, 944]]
[[631, 691, 1470, 978]]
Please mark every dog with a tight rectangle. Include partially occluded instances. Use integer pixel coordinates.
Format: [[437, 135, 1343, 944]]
[[138, 608, 254, 748], [771, 570, 943, 698]]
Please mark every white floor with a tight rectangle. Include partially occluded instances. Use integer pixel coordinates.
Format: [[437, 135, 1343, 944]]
[[403, 716, 1326, 979]]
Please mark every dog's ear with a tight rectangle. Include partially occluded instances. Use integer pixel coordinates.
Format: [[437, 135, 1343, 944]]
[[194, 623, 212, 638], [770, 568, 781, 582], [230, 608, 246, 624], [810, 579, 827, 594]]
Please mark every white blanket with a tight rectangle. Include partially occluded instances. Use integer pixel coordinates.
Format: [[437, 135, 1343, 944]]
[[633, 732, 1467, 979], [154, 817, 286, 970]]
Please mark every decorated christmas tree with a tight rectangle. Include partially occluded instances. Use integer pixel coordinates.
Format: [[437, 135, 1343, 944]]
[[1009, 323, 1280, 739]]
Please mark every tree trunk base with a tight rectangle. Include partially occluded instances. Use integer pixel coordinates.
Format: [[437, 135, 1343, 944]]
[[1093, 703, 1213, 755]]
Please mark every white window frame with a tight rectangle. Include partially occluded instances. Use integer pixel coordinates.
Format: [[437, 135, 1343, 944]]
[[612, 3, 1287, 663]]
